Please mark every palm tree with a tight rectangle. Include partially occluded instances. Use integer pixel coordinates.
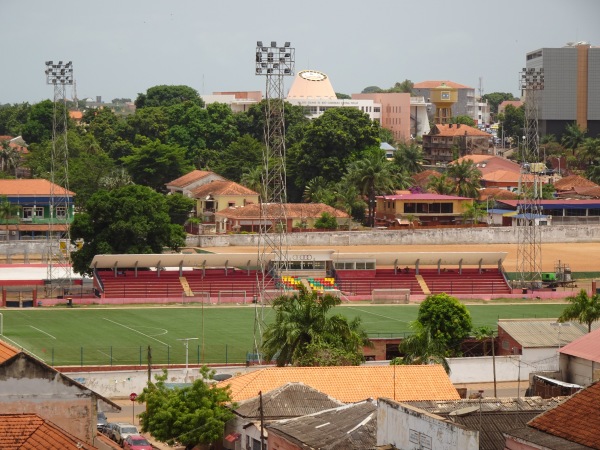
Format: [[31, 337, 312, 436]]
[[558, 289, 600, 332], [303, 176, 335, 204], [426, 173, 455, 195], [392, 142, 424, 174], [392, 324, 450, 374], [462, 201, 488, 225], [561, 122, 586, 155], [0, 196, 19, 241], [240, 166, 265, 201], [345, 150, 398, 227], [261, 285, 370, 366], [446, 160, 482, 198]]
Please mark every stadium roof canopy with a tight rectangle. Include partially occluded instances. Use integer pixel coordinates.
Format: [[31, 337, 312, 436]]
[[90, 250, 506, 269]]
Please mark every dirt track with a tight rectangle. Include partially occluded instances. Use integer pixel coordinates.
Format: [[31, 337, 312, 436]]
[[202, 242, 600, 273]]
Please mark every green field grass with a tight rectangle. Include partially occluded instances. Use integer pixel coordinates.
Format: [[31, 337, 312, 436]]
[[0, 302, 568, 367]]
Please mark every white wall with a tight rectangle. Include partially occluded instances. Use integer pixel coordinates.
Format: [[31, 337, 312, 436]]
[[448, 355, 547, 384]]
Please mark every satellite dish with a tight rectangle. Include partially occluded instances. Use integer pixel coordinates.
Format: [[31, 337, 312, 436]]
[[449, 406, 480, 416]]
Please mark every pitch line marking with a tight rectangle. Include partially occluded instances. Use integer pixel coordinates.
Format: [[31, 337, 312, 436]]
[[29, 326, 56, 339], [345, 307, 412, 324], [102, 318, 170, 346]]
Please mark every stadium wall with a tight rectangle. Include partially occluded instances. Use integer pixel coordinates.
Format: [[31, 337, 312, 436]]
[[189, 224, 600, 247]]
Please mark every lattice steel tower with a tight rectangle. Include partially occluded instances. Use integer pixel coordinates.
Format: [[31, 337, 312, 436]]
[[45, 61, 74, 297], [253, 41, 294, 355], [515, 67, 544, 290]]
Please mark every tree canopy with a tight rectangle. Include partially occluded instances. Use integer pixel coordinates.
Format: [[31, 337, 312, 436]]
[[137, 367, 234, 447], [558, 289, 600, 332], [481, 92, 518, 115], [134, 85, 204, 109], [70, 184, 186, 275], [261, 285, 370, 366]]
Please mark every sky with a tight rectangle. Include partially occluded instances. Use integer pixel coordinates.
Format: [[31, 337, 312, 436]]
[[2, 0, 599, 105]]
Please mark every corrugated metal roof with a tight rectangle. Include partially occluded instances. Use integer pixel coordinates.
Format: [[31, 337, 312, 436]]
[[406, 396, 563, 414], [234, 382, 345, 419], [266, 400, 376, 450], [560, 327, 600, 363], [498, 319, 598, 348], [505, 427, 593, 450]]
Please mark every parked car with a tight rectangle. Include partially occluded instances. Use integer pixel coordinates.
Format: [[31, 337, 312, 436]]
[[122, 434, 153, 450], [101, 422, 118, 441], [112, 423, 140, 445], [97, 411, 108, 430]]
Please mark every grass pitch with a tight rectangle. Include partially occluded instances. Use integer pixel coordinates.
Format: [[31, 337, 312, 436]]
[[0, 302, 568, 367]]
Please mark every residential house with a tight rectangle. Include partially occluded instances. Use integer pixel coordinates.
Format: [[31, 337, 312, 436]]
[[411, 169, 442, 192], [377, 399, 478, 450], [503, 380, 600, 449], [0, 179, 75, 241], [223, 382, 345, 450], [214, 203, 351, 233], [559, 326, 600, 386], [267, 400, 377, 450], [217, 365, 460, 403], [165, 170, 225, 197], [422, 123, 492, 166], [554, 174, 600, 199], [0, 340, 120, 448], [498, 100, 523, 116], [0, 414, 98, 449], [375, 191, 474, 227], [190, 180, 259, 231]]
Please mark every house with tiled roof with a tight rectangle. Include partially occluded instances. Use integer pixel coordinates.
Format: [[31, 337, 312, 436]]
[[504, 381, 600, 449], [422, 123, 493, 165], [0, 413, 97, 450], [498, 100, 523, 115], [375, 191, 474, 227], [413, 80, 477, 122], [217, 365, 460, 403], [190, 180, 259, 229], [223, 382, 345, 450], [559, 327, 600, 386], [554, 175, 600, 199], [165, 169, 224, 196], [214, 203, 351, 233], [411, 169, 442, 192], [0, 340, 120, 447], [267, 400, 377, 450], [0, 179, 75, 241]]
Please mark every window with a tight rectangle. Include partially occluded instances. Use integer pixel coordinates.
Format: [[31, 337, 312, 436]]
[[35, 207, 44, 218], [55, 206, 67, 218], [22, 207, 33, 220], [374, 107, 380, 112], [228, 202, 235, 207], [502, 340, 510, 350]]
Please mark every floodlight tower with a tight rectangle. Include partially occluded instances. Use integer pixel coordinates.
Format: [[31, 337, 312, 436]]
[[253, 41, 294, 354], [515, 67, 544, 290], [45, 61, 74, 297]]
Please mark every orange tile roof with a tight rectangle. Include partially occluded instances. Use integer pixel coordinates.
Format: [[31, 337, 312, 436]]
[[0, 340, 19, 363], [528, 381, 600, 448], [413, 80, 473, 89], [0, 413, 97, 449], [190, 180, 258, 197], [166, 170, 215, 188], [0, 179, 75, 196], [412, 170, 441, 190], [554, 175, 598, 191], [432, 124, 491, 137], [69, 110, 83, 120], [454, 155, 521, 176], [215, 203, 350, 219], [218, 365, 459, 403], [479, 187, 519, 201]]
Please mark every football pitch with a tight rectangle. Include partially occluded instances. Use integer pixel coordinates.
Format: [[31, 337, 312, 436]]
[[0, 303, 568, 367]]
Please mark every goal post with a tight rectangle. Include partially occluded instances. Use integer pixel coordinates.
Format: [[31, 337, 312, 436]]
[[185, 291, 211, 305], [371, 288, 410, 304], [217, 290, 247, 304]]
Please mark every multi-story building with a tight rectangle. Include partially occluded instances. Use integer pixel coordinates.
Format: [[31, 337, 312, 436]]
[[413, 80, 477, 123], [524, 42, 600, 138], [421, 123, 492, 165]]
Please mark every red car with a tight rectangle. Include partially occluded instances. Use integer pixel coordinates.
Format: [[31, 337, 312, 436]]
[[122, 435, 153, 450]]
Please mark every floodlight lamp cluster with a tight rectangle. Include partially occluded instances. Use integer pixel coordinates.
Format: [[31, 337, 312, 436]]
[[45, 60, 74, 85], [255, 41, 294, 76], [520, 67, 544, 90]]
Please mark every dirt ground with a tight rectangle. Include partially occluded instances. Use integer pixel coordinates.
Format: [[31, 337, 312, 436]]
[[200, 242, 600, 273]]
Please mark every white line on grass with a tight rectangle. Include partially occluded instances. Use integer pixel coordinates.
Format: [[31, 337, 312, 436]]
[[29, 326, 56, 339], [97, 350, 116, 360], [0, 335, 46, 361], [345, 307, 413, 324], [103, 318, 170, 346]]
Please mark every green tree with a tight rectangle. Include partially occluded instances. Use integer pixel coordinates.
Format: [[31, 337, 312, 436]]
[[561, 122, 586, 155], [135, 85, 204, 109], [481, 92, 517, 115], [426, 172, 454, 195], [21, 100, 64, 144], [211, 134, 263, 181], [416, 293, 473, 356], [462, 201, 487, 225], [240, 166, 265, 200], [262, 285, 370, 366], [303, 176, 335, 205], [122, 139, 193, 192], [70, 185, 186, 275], [288, 108, 380, 199], [166, 193, 195, 226], [498, 104, 524, 146], [0, 196, 19, 241], [388, 79, 414, 94], [558, 289, 600, 332], [0, 102, 30, 136], [446, 160, 482, 198], [450, 115, 476, 127], [392, 323, 450, 374], [392, 142, 424, 174], [473, 326, 496, 356], [345, 149, 398, 227], [137, 367, 234, 447], [314, 212, 338, 230]]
